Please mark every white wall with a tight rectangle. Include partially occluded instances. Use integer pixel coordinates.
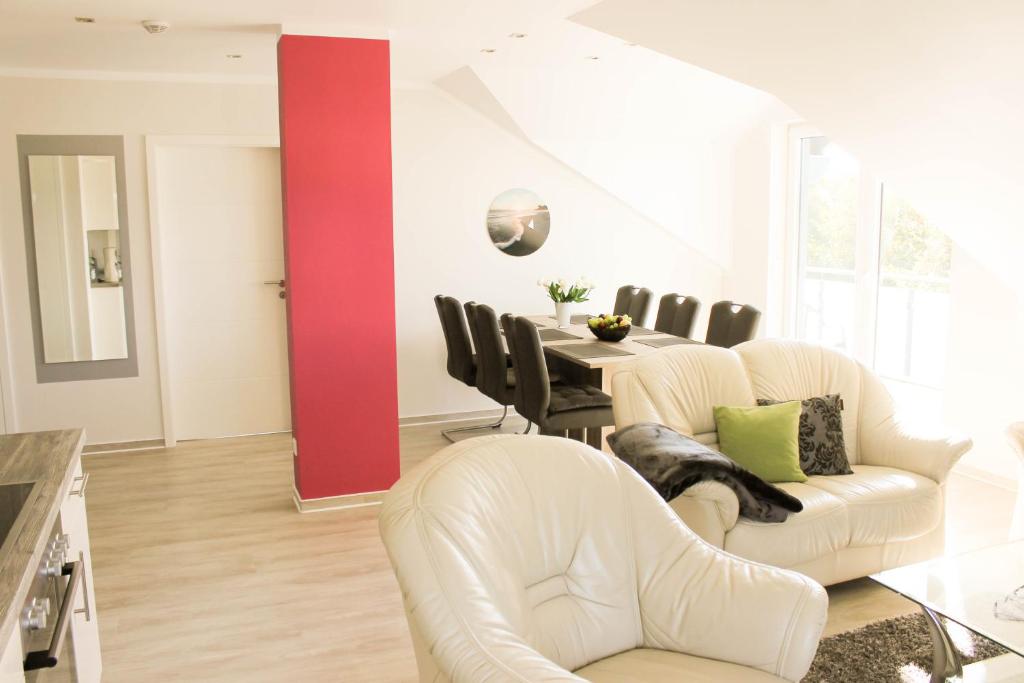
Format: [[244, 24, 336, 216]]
[[0, 75, 771, 437], [392, 87, 730, 418], [0, 76, 278, 443], [944, 247, 1024, 483]]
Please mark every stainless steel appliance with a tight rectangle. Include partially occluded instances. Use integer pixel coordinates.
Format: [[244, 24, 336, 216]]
[[19, 515, 88, 681]]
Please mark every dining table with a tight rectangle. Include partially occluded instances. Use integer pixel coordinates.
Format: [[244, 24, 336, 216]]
[[523, 313, 703, 449]]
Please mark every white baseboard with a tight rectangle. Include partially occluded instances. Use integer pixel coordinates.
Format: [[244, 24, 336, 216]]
[[398, 407, 515, 427], [954, 463, 1019, 492], [291, 485, 386, 513], [83, 438, 165, 455]]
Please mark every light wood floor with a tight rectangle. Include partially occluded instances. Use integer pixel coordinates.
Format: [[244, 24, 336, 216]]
[[82, 418, 1017, 680]]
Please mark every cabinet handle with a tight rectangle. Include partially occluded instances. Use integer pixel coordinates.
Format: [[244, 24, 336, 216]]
[[74, 550, 92, 622], [71, 473, 89, 497]]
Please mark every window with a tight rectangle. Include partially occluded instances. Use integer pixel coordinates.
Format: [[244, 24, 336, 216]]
[[787, 129, 952, 388], [874, 190, 952, 385], [794, 137, 860, 354]]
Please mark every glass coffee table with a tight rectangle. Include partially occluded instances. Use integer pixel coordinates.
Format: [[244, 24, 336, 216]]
[[872, 540, 1024, 682]]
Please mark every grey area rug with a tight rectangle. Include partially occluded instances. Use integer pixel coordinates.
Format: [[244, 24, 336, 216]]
[[803, 613, 1009, 682]]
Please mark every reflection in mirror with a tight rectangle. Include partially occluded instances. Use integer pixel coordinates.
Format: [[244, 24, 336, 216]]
[[28, 155, 128, 363]]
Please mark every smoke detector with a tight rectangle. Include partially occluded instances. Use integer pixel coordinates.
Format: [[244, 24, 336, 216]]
[[141, 20, 170, 34]]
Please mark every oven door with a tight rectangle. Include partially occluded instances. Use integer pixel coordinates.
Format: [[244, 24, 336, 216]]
[[23, 560, 83, 683]]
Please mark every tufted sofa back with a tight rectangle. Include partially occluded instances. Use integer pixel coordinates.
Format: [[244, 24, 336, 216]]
[[610, 343, 755, 450], [613, 339, 869, 462], [733, 339, 865, 463], [379, 435, 645, 681]]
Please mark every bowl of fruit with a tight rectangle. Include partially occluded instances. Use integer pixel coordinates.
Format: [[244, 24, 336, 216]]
[[587, 314, 632, 342]]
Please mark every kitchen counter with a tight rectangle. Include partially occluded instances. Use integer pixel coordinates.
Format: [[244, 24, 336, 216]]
[[0, 429, 85, 655]]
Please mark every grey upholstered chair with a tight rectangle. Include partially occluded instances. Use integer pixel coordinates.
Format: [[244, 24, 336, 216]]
[[654, 293, 701, 338], [612, 285, 654, 327], [503, 315, 614, 447], [464, 302, 515, 422], [705, 300, 761, 348], [434, 295, 506, 441]]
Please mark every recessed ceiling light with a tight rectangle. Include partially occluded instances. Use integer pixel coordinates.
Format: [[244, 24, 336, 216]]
[[509, 33, 526, 39], [480, 48, 496, 53], [74, 16, 95, 23], [226, 54, 243, 59], [585, 55, 600, 60]]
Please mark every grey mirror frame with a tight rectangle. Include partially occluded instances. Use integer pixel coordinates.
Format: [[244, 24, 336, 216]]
[[17, 135, 139, 383]]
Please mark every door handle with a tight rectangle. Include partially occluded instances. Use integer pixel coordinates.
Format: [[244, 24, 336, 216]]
[[263, 279, 286, 299]]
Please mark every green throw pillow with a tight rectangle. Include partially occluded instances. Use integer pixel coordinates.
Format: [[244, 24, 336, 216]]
[[713, 402, 806, 483]]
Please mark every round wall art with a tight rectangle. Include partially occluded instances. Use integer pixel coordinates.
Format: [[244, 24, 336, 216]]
[[486, 188, 550, 257]]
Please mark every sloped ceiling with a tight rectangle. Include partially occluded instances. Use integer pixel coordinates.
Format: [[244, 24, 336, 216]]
[[441, 20, 794, 267], [573, 0, 1024, 293]]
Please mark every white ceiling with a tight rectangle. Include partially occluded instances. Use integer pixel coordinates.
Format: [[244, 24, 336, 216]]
[[458, 20, 792, 265], [574, 0, 1024, 293], [0, 0, 595, 82]]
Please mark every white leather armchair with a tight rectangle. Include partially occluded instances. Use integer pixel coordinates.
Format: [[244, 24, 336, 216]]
[[1007, 422, 1024, 539], [379, 434, 827, 682], [612, 339, 972, 586]]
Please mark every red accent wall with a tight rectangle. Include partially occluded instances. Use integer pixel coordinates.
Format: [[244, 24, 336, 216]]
[[277, 35, 400, 500]]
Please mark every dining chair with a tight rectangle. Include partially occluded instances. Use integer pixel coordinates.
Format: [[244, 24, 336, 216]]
[[434, 295, 507, 441], [463, 302, 515, 428], [612, 285, 654, 327], [654, 293, 701, 338], [705, 300, 761, 348], [504, 315, 614, 447]]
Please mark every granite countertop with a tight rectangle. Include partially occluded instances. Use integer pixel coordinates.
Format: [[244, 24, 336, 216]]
[[0, 429, 85, 651]]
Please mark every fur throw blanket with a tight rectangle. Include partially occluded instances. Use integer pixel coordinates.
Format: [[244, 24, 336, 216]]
[[607, 422, 803, 523]]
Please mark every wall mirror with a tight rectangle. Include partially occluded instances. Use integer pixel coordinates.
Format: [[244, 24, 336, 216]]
[[18, 136, 138, 382]]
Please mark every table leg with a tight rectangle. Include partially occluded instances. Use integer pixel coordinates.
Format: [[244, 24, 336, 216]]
[[598, 367, 618, 453], [921, 605, 963, 682]]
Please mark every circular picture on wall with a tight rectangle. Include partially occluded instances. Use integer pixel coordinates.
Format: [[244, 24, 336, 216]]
[[486, 188, 550, 257]]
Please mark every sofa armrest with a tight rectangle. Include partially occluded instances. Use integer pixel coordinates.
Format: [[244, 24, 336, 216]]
[[667, 480, 740, 547], [858, 371, 971, 483], [623, 464, 828, 682], [861, 418, 972, 484]]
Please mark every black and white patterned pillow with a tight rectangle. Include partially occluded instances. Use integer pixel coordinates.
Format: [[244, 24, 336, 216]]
[[756, 394, 853, 476]]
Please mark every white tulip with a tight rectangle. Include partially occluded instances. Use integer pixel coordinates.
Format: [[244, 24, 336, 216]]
[[557, 278, 569, 290]]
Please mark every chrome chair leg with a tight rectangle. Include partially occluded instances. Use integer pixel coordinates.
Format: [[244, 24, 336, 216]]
[[441, 406, 509, 442], [521, 421, 533, 435]]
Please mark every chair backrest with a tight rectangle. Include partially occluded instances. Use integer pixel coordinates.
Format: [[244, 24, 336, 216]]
[[464, 303, 510, 404], [379, 435, 650, 678], [612, 285, 636, 317], [435, 295, 475, 386], [507, 316, 551, 423], [654, 293, 701, 337], [612, 285, 654, 327], [705, 300, 761, 348], [499, 313, 523, 410]]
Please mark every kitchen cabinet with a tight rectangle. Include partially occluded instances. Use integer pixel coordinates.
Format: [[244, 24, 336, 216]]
[[59, 460, 100, 683]]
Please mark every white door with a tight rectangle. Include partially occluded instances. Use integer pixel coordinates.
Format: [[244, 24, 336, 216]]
[[156, 145, 290, 440]]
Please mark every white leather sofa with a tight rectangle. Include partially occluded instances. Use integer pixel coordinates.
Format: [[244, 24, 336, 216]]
[[612, 339, 972, 587], [380, 434, 827, 682]]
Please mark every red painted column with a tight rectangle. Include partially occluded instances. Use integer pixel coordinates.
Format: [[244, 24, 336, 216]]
[[278, 35, 399, 501]]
